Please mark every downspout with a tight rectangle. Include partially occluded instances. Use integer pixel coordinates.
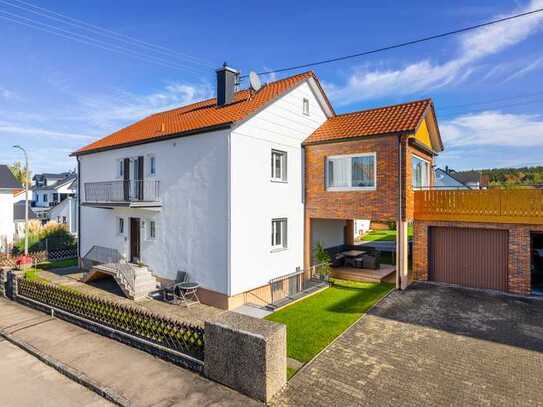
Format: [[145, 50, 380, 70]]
[[77, 157, 82, 265], [396, 136, 402, 290]]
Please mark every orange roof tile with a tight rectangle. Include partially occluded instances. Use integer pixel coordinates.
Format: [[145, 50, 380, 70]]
[[304, 99, 432, 145], [74, 71, 321, 155]]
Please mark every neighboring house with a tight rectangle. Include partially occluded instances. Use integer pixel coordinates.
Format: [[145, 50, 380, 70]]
[[72, 67, 443, 308], [49, 196, 78, 235], [0, 165, 22, 252], [434, 167, 470, 189], [13, 200, 37, 239], [448, 169, 489, 189], [31, 171, 77, 229]]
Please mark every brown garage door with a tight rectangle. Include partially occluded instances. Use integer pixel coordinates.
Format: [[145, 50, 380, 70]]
[[429, 227, 508, 291]]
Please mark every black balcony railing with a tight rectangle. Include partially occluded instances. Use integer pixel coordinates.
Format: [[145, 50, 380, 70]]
[[84, 180, 160, 203]]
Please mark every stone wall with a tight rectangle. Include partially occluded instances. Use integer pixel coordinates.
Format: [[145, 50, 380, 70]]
[[413, 220, 543, 295]]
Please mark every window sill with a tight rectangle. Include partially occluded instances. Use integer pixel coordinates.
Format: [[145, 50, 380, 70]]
[[326, 186, 376, 192], [270, 247, 288, 253], [270, 179, 288, 184]]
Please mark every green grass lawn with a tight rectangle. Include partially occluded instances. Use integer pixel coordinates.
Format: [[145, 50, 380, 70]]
[[265, 279, 394, 364], [37, 258, 78, 270], [23, 268, 50, 284], [362, 224, 413, 241]]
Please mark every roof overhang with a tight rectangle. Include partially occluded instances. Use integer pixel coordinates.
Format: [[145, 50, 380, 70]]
[[408, 138, 439, 156], [71, 123, 233, 157]]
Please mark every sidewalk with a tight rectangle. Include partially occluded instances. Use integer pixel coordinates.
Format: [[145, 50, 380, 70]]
[[0, 298, 261, 407]]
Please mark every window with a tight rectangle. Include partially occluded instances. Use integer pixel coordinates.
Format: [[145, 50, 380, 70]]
[[57, 216, 61, 223], [271, 150, 288, 182], [149, 155, 157, 176], [117, 159, 124, 178], [271, 218, 287, 250], [117, 217, 125, 235], [62, 216, 67, 224], [302, 98, 310, 115], [326, 153, 376, 191], [147, 220, 157, 240], [43, 194, 48, 202], [412, 155, 430, 189]]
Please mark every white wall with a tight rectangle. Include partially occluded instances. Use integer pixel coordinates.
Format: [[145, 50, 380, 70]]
[[312, 219, 345, 250], [0, 191, 15, 250], [79, 129, 230, 294], [49, 197, 78, 234], [229, 80, 329, 296]]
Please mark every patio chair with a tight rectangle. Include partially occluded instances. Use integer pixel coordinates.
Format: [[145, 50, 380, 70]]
[[362, 250, 381, 270], [162, 270, 188, 302], [330, 253, 345, 268]]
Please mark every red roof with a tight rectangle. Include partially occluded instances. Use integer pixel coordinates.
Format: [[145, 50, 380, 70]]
[[74, 71, 324, 155], [304, 99, 432, 145]]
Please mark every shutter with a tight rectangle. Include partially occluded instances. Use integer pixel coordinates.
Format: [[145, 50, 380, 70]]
[[137, 156, 144, 200], [123, 158, 130, 201]]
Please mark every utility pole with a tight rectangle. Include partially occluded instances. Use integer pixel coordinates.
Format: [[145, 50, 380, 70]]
[[13, 145, 29, 256]]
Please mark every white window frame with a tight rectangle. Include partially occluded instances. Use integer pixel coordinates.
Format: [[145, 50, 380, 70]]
[[302, 97, 310, 116], [326, 152, 377, 191], [117, 217, 125, 235], [147, 219, 157, 241], [271, 149, 288, 182], [412, 154, 430, 190], [148, 154, 157, 177], [271, 218, 288, 251]]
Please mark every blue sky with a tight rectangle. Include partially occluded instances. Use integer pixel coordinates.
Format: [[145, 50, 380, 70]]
[[1, 0, 542, 173]]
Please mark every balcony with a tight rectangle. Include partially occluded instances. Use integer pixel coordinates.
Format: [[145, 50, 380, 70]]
[[414, 188, 543, 225], [83, 180, 161, 209]]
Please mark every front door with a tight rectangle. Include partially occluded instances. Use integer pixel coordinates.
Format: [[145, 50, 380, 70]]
[[130, 217, 141, 263]]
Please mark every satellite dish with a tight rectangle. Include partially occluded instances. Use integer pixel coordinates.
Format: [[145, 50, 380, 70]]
[[249, 71, 262, 92]]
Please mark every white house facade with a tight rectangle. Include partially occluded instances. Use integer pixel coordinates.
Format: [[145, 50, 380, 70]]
[[75, 69, 333, 309]]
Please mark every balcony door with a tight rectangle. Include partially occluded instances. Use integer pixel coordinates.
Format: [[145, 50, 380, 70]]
[[129, 156, 144, 201], [130, 217, 141, 263]]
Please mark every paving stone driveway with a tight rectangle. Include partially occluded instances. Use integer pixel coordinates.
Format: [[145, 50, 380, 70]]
[[272, 282, 543, 406]]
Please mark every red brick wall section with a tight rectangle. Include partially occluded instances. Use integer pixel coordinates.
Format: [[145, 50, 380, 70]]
[[305, 135, 401, 221], [413, 220, 543, 296]]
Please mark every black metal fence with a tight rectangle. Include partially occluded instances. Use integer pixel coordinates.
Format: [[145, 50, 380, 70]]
[[16, 278, 205, 362], [84, 180, 160, 203]]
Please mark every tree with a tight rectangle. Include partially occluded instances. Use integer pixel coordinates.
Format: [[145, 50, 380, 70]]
[[9, 161, 31, 186]]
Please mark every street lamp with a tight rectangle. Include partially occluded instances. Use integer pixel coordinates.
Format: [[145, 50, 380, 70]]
[[13, 145, 29, 256]]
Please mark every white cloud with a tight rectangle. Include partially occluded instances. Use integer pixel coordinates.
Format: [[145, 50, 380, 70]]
[[440, 110, 543, 148], [0, 87, 18, 101], [0, 121, 92, 140], [74, 81, 213, 130], [327, 0, 543, 105]]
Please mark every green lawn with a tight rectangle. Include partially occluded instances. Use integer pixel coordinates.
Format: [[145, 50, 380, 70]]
[[265, 279, 394, 364], [362, 224, 413, 241], [23, 268, 50, 284], [37, 258, 78, 270]]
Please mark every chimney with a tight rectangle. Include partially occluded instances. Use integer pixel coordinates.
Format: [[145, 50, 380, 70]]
[[216, 63, 238, 107]]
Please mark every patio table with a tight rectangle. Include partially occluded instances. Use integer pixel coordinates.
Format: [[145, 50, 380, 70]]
[[341, 250, 367, 267], [341, 250, 367, 258]]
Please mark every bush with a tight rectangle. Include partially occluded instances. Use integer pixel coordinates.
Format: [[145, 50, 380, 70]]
[[314, 241, 331, 276], [13, 221, 75, 254]]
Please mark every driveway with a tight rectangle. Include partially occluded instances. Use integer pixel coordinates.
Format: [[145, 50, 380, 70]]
[[272, 282, 543, 406]]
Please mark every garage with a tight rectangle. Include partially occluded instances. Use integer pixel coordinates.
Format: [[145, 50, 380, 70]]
[[429, 227, 508, 291]]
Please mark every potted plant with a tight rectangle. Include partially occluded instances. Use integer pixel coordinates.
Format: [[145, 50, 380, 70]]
[[314, 241, 331, 281]]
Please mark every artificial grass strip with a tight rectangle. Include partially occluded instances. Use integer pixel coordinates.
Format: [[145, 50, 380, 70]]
[[266, 279, 394, 363]]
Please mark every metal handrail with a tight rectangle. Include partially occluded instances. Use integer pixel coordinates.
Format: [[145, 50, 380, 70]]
[[84, 179, 160, 203]]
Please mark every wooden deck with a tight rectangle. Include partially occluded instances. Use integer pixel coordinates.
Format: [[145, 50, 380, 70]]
[[331, 264, 396, 283]]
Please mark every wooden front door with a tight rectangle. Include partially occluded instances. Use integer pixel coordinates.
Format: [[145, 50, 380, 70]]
[[130, 217, 141, 263]]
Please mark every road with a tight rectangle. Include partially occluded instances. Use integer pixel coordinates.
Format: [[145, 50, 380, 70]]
[[0, 339, 112, 407]]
